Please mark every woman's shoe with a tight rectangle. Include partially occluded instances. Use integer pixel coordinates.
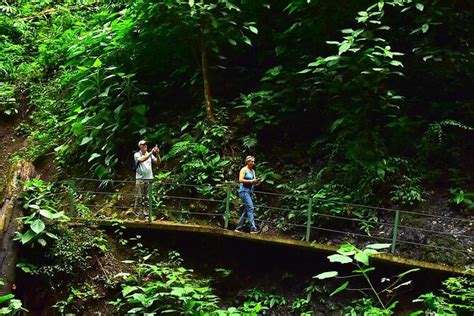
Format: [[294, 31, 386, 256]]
[[250, 227, 261, 234]]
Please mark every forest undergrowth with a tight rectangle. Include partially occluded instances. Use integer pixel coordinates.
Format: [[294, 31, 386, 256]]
[[1, 0, 473, 314]]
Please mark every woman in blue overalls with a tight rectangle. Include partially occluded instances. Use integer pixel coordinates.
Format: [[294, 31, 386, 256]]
[[235, 155, 261, 234]]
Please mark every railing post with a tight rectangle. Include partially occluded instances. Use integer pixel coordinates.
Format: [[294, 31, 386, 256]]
[[391, 210, 400, 254], [224, 187, 231, 229], [68, 179, 76, 217], [305, 198, 313, 242], [147, 181, 153, 223]]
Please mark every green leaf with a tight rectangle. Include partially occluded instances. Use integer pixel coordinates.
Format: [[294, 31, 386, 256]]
[[378, 1, 384, 11], [171, 287, 185, 296], [39, 209, 55, 219], [37, 238, 47, 246], [328, 254, 353, 264], [330, 118, 344, 133], [353, 267, 375, 273], [88, 153, 101, 162], [228, 39, 237, 46], [397, 268, 420, 278], [377, 168, 385, 179], [197, 145, 209, 154], [249, 26, 258, 34], [181, 123, 189, 131], [128, 307, 144, 314], [313, 271, 338, 279], [354, 252, 369, 265], [98, 87, 110, 98], [324, 55, 339, 62], [338, 42, 351, 55], [423, 55, 433, 61], [390, 60, 404, 67], [71, 122, 84, 136], [80, 136, 93, 146], [114, 104, 123, 114], [337, 243, 357, 255], [122, 285, 138, 296], [188, 0, 195, 7], [366, 243, 391, 250], [242, 35, 252, 46], [308, 58, 325, 67], [51, 211, 68, 220], [92, 58, 102, 68], [30, 219, 45, 234], [421, 23, 429, 33], [10, 299, 22, 310], [21, 230, 36, 244], [416, 3, 424, 11], [45, 232, 59, 240], [0, 294, 14, 304], [364, 249, 378, 256], [330, 281, 349, 296]]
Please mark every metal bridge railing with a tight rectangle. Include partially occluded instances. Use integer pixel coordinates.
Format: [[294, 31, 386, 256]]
[[62, 177, 472, 262]]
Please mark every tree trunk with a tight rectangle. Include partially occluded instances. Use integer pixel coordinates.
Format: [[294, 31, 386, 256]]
[[0, 160, 36, 295], [200, 0, 215, 123]]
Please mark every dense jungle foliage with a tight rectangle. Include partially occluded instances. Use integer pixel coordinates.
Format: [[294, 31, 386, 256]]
[[1, 0, 473, 203], [1, 0, 473, 314]]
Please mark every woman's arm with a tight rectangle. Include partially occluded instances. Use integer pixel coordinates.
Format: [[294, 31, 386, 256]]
[[239, 167, 257, 185]]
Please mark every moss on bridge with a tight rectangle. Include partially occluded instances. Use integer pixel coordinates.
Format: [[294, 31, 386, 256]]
[[70, 218, 472, 276]]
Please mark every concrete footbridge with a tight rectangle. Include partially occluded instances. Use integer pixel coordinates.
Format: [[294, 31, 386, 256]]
[[64, 178, 473, 276]]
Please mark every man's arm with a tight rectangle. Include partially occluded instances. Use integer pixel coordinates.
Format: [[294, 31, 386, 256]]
[[153, 152, 161, 165], [137, 151, 153, 162], [152, 145, 161, 165]]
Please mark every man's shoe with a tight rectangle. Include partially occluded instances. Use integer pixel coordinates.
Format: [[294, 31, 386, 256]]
[[250, 227, 261, 234], [234, 228, 244, 233]]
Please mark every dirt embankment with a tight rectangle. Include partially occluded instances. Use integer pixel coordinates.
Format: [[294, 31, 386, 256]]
[[0, 114, 37, 295], [0, 116, 27, 202]]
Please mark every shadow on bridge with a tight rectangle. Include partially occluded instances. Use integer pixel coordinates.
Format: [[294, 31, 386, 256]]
[[48, 177, 472, 274], [71, 218, 470, 276]]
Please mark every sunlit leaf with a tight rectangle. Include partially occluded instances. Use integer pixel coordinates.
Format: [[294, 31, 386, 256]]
[[249, 26, 258, 34], [337, 243, 357, 255], [21, 230, 36, 244], [354, 252, 369, 265], [328, 254, 353, 264], [88, 153, 101, 162], [330, 281, 349, 296], [0, 294, 14, 304], [366, 243, 391, 250], [39, 209, 55, 219], [338, 42, 351, 55], [92, 58, 102, 68], [30, 219, 45, 234], [80, 136, 93, 146], [122, 285, 138, 296], [421, 23, 429, 33], [313, 271, 338, 279]]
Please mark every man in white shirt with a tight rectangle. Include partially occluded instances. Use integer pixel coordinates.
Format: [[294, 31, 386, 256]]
[[134, 140, 161, 216]]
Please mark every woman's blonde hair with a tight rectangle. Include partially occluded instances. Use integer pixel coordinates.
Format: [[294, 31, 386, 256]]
[[245, 155, 255, 164]]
